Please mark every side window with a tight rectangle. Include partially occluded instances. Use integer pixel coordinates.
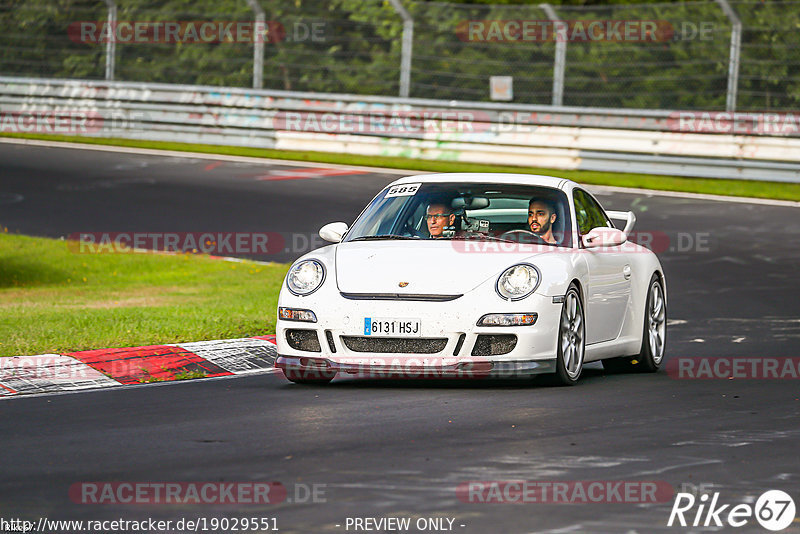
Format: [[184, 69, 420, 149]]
[[573, 189, 611, 235], [406, 202, 427, 233]]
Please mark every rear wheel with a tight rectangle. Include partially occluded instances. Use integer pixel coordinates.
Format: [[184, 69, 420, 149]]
[[281, 368, 336, 385], [553, 284, 585, 385], [602, 274, 666, 373]]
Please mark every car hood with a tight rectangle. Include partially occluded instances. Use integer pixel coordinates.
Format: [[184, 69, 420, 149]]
[[335, 240, 547, 295]]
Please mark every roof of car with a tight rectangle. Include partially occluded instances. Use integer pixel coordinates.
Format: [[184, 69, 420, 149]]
[[391, 173, 575, 189]]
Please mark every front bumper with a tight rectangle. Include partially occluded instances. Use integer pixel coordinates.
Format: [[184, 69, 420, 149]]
[[276, 289, 561, 378]]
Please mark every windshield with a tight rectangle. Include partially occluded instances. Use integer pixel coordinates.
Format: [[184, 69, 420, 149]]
[[344, 182, 573, 247]]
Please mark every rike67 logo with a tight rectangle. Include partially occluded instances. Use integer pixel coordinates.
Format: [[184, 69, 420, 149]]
[[668, 489, 796, 531]]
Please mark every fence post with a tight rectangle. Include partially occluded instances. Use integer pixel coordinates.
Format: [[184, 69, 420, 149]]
[[102, 0, 116, 80], [388, 0, 413, 98], [539, 3, 566, 107], [246, 0, 265, 89], [715, 0, 741, 112]]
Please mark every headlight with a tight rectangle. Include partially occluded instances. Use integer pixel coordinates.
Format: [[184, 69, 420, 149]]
[[496, 264, 540, 301], [286, 259, 326, 296], [477, 313, 538, 326], [279, 307, 317, 322]]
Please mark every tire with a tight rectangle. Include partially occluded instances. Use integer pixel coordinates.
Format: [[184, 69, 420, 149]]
[[553, 284, 585, 386], [602, 273, 666, 374], [281, 367, 336, 385]]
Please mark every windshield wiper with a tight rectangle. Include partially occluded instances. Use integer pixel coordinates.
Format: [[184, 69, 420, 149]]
[[350, 234, 420, 241], [467, 234, 515, 243], [444, 234, 515, 243]]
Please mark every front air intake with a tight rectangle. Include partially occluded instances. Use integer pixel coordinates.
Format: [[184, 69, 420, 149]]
[[471, 334, 517, 356], [285, 329, 322, 352], [340, 336, 448, 354]]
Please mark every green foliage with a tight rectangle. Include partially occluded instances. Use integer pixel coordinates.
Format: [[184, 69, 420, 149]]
[[736, 1, 800, 109], [0, 0, 105, 78], [0, 0, 797, 110]]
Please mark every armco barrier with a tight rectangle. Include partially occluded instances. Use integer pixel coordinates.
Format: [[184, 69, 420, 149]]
[[1, 76, 800, 182]]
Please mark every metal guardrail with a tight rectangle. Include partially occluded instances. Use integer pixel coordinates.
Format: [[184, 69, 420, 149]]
[[1, 76, 799, 183]]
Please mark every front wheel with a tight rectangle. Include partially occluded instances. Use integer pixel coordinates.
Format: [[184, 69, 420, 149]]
[[638, 274, 666, 372], [553, 284, 585, 385], [602, 274, 666, 373]]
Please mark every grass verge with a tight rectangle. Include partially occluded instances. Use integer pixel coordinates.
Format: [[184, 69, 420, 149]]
[[0, 232, 288, 358], [3, 132, 800, 202]]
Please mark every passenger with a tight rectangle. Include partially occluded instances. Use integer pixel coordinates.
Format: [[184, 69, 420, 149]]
[[426, 202, 456, 238], [528, 198, 558, 245]]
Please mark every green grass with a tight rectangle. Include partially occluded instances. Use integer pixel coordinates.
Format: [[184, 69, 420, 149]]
[[3, 132, 800, 202], [0, 232, 288, 358]]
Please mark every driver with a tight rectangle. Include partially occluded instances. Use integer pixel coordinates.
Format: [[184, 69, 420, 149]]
[[426, 202, 456, 239], [528, 198, 558, 245]]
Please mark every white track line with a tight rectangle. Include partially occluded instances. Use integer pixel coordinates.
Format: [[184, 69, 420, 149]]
[[589, 184, 800, 208], [2, 137, 798, 207]]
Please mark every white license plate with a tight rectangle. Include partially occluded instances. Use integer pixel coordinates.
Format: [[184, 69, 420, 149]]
[[364, 317, 421, 337]]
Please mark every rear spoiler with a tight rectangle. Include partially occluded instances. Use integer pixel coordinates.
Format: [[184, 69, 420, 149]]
[[606, 210, 636, 236]]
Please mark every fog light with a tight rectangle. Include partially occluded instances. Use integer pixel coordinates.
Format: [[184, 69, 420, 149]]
[[477, 313, 538, 327], [279, 307, 317, 322]]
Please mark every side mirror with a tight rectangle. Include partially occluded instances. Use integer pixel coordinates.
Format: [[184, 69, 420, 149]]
[[582, 227, 627, 248], [605, 210, 636, 236], [319, 222, 349, 243]]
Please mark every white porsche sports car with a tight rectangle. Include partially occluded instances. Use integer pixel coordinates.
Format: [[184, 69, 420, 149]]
[[275, 173, 666, 385]]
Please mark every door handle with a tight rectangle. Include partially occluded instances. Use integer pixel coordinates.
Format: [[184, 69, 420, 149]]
[[623, 265, 632, 280]]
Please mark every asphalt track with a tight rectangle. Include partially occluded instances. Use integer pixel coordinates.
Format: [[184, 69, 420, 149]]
[[1, 142, 800, 533]]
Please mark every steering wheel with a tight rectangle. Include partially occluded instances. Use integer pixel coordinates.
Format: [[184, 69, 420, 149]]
[[498, 229, 550, 245], [399, 220, 426, 238]]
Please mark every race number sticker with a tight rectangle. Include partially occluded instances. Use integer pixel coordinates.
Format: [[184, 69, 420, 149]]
[[385, 183, 421, 198]]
